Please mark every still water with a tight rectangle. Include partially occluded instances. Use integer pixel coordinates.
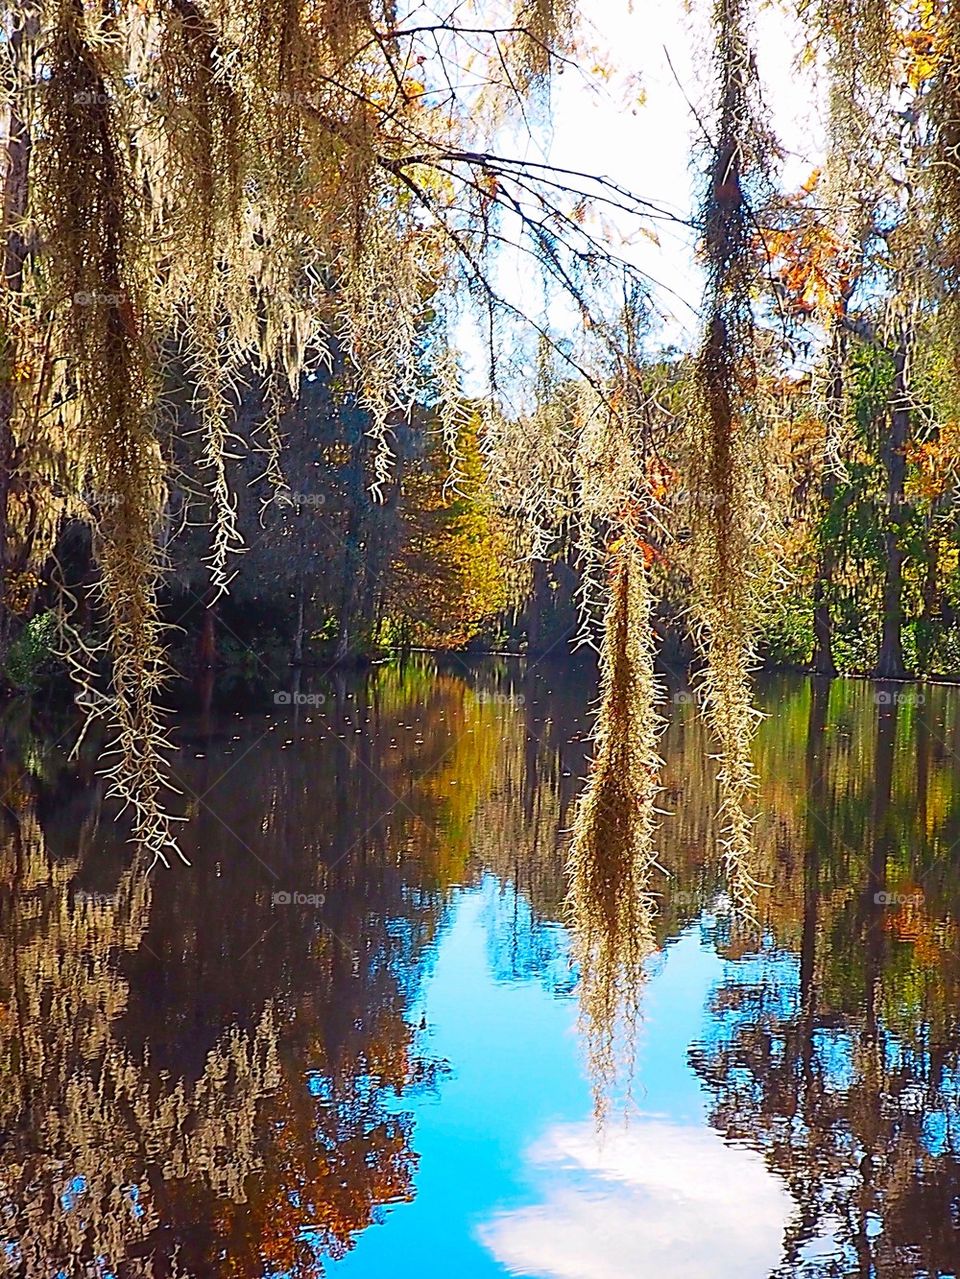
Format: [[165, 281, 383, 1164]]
[[1, 661, 959, 1277]]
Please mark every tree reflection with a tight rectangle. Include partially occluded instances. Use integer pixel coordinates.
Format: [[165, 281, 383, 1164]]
[[0, 664, 497, 1277], [688, 680, 960, 1275], [0, 762, 280, 1275], [5, 664, 960, 1275], [0, 659, 595, 1276]]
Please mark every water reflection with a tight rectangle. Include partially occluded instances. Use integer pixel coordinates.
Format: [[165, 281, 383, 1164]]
[[692, 676, 960, 1277], [0, 664, 958, 1275]]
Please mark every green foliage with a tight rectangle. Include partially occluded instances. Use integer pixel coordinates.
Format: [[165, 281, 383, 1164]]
[[850, 341, 895, 438], [756, 592, 812, 667], [3, 611, 58, 692], [385, 413, 513, 650]]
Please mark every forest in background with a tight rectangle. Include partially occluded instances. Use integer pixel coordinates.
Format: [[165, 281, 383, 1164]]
[[7, 303, 960, 694]]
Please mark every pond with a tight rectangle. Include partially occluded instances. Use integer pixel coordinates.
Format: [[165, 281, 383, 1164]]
[[1, 661, 959, 1277]]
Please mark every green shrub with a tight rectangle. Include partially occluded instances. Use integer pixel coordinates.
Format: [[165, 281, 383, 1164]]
[[4, 611, 59, 692]]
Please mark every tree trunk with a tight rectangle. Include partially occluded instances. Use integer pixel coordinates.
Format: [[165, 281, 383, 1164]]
[[799, 677, 830, 1096], [334, 545, 359, 663], [811, 328, 847, 677], [334, 406, 368, 664], [0, 10, 35, 669], [196, 599, 217, 668], [918, 507, 939, 673], [874, 332, 912, 680], [811, 555, 837, 677], [292, 574, 305, 664], [526, 559, 550, 655], [916, 699, 929, 838]]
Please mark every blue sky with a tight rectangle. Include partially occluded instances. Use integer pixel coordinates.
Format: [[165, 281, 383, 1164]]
[[454, 0, 829, 382], [325, 878, 797, 1279]]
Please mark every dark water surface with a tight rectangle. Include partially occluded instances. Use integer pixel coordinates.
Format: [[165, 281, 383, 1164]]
[[2, 662, 959, 1277]]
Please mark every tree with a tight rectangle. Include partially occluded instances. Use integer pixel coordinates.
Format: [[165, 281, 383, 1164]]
[[1, 0, 668, 860], [384, 408, 512, 649]]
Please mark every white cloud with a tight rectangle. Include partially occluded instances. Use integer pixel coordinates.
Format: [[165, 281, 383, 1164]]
[[478, 1116, 795, 1279]]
